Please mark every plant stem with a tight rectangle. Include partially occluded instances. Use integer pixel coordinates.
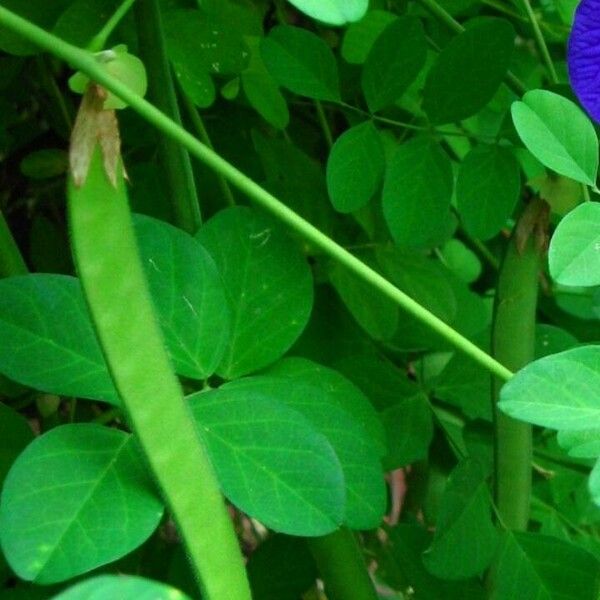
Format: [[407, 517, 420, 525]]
[[0, 211, 28, 277], [0, 6, 514, 383], [179, 90, 236, 207], [416, 0, 527, 96], [134, 0, 202, 233], [520, 0, 558, 84], [308, 528, 378, 600], [315, 100, 334, 149], [88, 0, 138, 52], [491, 200, 544, 530]]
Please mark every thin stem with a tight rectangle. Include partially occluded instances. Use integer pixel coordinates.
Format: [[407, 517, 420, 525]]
[[179, 90, 236, 207], [582, 184, 591, 202], [416, 0, 527, 96], [491, 201, 544, 530], [307, 528, 378, 600], [0, 6, 514, 384], [520, 0, 559, 84], [88, 0, 138, 51], [36, 55, 73, 133], [134, 0, 202, 233], [0, 211, 28, 277], [315, 100, 334, 149]]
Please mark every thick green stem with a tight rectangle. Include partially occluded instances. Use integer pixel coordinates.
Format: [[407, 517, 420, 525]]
[[0, 6, 514, 383], [308, 528, 378, 600], [0, 211, 28, 277], [134, 0, 202, 233], [68, 147, 250, 599], [491, 201, 544, 530], [416, 0, 527, 96]]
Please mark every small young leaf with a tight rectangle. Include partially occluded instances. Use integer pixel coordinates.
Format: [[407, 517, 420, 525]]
[[548, 202, 600, 287], [511, 90, 599, 186], [423, 18, 515, 124], [382, 137, 454, 248], [499, 346, 600, 430], [326, 121, 385, 213], [361, 17, 427, 113], [261, 25, 340, 101], [285, 0, 368, 26], [0, 424, 163, 583], [456, 145, 521, 240]]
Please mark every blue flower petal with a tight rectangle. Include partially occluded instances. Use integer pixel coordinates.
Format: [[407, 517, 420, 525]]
[[568, 0, 600, 123]]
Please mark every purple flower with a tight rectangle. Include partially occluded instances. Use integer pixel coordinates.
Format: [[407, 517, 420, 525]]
[[568, 0, 600, 123]]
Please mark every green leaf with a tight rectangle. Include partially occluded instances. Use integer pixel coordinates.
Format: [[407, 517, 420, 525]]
[[456, 145, 521, 240], [335, 355, 434, 469], [264, 357, 386, 456], [548, 203, 600, 287], [557, 429, 600, 459], [361, 17, 427, 113], [247, 535, 316, 600], [499, 346, 600, 430], [423, 18, 515, 124], [0, 424, 163, 583], [378, 524, 486, 599], [242, 37, 289, 129], [52, 575, 191, 600], [511, 90, 599, 186], [440, 239, 482, 284], [0, 0, 72, 55], [20, 149, 67, 180], [188, 387, 345, 535], [329, 253, 399, 341], [326, 121, 385, 213], [0, 403, 33, 487], [0, 275, 118, 404], [382, 137, 454, 248], [133, 214, 231, 380], [341, 10, 397, 65], [222, 375, 386, 529], [261, 25, 340, 101], [285, 0, 368, 26], [196, 206, 313, 378], [423, 459, 498, 579], [489, 531, 600, 599]]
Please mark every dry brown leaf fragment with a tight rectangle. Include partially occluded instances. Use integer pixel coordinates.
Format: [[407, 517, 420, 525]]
[[69, 84, 121, 188]]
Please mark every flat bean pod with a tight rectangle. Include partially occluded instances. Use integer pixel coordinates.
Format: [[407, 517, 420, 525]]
[[67, 89, 250, 600]]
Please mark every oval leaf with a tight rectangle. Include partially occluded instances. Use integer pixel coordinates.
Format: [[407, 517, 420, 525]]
[[456, 145, 521, 240], [189, 388, 345, 535], [382, 137, 454, 248], [361, 17, 427, 113], [223, 375, 386, 529], [511, 89, 599, 186], [423, 18, 515, 124], [133, 214, 231, 380], [52, 575, 191, 600], [499, 346, 600, 430], [548, 202, 600, 287], [286, 0, 367, 26], [0, 424, 163, 583], [261, 25, 340, 101], [196, 206, 313, 379], [0, 275, 118, 404], [326, 121, 385, 213]]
